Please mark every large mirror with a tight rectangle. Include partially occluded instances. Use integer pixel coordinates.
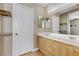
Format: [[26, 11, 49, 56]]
[[59, 10, 79, 35], [37, 5, 79, 35]]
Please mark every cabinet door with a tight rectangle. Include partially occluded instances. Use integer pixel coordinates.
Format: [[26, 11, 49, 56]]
[[59, 43, 66, 56], [60, 43, 74, 56], [44, 39, 53, 56], [40, 37, 45, 54], [37, 36, 41, 49], [73, 47, 79, 56], [37, 36, 43, 50], [73, 50, 79, 56], [65, 45, 74, 56], [37, 36, 45, 54], [53, 41, 61, 56]]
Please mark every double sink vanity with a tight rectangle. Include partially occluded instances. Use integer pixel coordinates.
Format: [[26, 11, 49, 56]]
[[37, 32, 79, 56], [36, 4, 79, 56]]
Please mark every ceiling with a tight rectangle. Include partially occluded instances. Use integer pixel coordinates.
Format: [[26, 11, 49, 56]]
[[20, 3, 63, 8], [35, 3, 49, 7], [20, 3, 79, 16], [35, 3, 62, 7]]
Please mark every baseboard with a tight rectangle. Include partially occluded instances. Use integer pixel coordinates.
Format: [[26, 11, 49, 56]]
[[20, 51, 32, 56], [32, 48, 38, 52], [20, 48, 38, 56]]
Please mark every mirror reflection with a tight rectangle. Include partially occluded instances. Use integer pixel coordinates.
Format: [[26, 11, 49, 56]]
[[38, 16, 51, 29], [38, 5, 79, 35], [70, 18, 79, 35], [59, 10, 79, 35]]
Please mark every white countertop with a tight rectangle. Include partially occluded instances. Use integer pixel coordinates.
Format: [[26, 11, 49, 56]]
[[37, 32, 79, 48]]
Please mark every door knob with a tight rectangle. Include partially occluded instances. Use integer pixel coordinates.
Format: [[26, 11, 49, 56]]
[[15, 33, 18, 35]]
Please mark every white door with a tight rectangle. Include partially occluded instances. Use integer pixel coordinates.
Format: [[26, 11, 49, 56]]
[[12, 4, 34, 56]]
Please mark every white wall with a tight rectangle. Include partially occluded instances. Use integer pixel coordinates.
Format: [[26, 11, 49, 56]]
[[52, 15, 59, 33]]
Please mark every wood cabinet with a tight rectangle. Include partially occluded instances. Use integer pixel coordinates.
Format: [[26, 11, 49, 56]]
[[60, 43, 74, 56], [73, 47, 79, 56], [44, 38, 53, 56], [73, 51, 79, 56], [37, 36, 79, 56], [53, 41, 61, 56], [37, 36, 45, 54]]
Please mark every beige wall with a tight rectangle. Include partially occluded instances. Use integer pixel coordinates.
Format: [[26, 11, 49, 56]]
[[0, 4, 2, 55], [0, 17, 2, 32], [33, 6, 45, 48], [0, 3, 12, 56], [0, 3, 2, 10], [0, 3, 2, 32], [32, 5, 52, 48], [0, 4, 2, 56]]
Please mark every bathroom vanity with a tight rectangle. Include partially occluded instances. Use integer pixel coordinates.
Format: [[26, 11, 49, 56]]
[[37, 33, 79, 56]]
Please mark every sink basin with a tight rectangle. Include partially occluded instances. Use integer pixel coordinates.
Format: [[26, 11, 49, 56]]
[[39, 32, 79, 42], [69, 36, 79, 41]]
